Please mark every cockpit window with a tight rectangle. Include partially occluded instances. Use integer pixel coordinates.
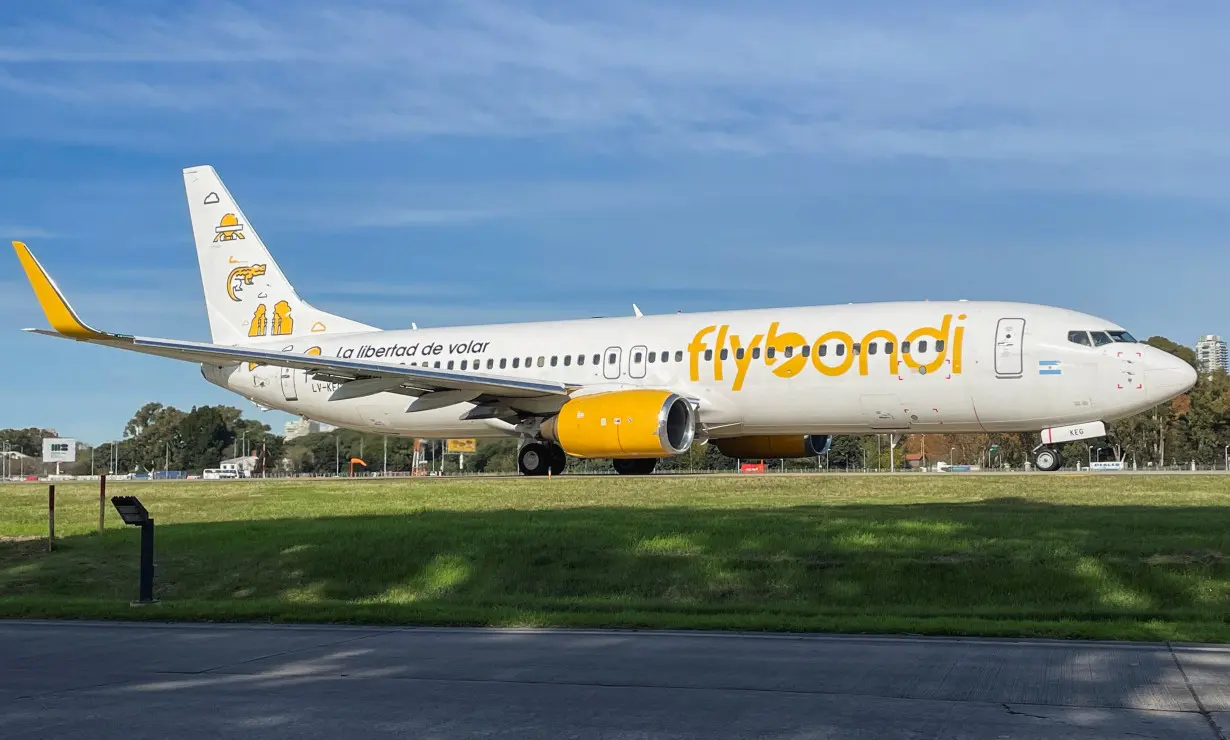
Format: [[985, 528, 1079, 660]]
[[1090, 331, 1114, 346], [1108, 330, 1137, 342], [1068, 331, 1092, 347]]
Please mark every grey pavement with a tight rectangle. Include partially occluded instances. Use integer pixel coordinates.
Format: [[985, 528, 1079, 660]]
[[1, 621, 1228, 739]]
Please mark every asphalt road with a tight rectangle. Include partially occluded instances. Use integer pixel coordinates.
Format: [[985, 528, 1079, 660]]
[[2, 622, 1228, 739]]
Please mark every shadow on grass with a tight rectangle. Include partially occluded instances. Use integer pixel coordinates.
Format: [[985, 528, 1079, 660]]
[[2, 497, 1229, 640]]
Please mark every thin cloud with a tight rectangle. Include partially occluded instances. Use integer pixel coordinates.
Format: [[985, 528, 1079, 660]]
[[0, 1, 1227, 176]]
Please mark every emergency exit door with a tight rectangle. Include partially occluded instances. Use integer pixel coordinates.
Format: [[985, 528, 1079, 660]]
[[603, 346, 622, 380], [994, 318, 1025, 377]]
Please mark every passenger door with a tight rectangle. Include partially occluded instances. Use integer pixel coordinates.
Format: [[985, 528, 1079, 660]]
[[994, 318, 1025, 377], [280, 366, 298, 402]]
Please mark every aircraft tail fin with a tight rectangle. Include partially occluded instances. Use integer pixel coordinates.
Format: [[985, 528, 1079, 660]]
[[182, 165, 377, 345]]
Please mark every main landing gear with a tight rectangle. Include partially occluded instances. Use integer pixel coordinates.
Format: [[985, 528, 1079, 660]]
[[612, 458, 658, 476], [518, 441, 567, 476]]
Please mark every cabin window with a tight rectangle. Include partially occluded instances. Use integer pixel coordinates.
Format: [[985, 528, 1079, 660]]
[[917, 340, 928, 353], [784, 346, 793, 358], [460, 360, 468, 370], [801, 345, 810, 357], [752, 347, 761, 359], [721, 348, 730, 361], [593, 354, 601, 365], [448, 360, 455, 370], [704, 349, 713, 361], [550, 356, 558, 367], [512, 358, 520, 368], [537, 356, 545, 367], [674, 351, 683, 362], [884, 341, 894, 353], [766, 347, 775, 359], [1068, 331, 1092, 346], [608, 352, 617, 364], [853, 343, 861, 355], [525, 356, 532, 367], [662, 349, 669, 361], [867, 343, 877, 355], [818, 344, 828, 357], [648, 352, 656, 363], [500, 358, 508, 369], [578, 354, 585, 366], [901, 341, 911, 353], [835, 344, 844, 357], [735, 348, 745, 360], [633, 351, 643, 363], [936, 340, 946, 352], [564, 355, 572, 366], [485, 359, 492, 370], [434, 361, 441, 368], [1090, 331, 1113, 347]]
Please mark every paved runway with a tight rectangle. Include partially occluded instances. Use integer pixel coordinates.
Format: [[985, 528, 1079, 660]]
[[2, 621, 1228, 739]]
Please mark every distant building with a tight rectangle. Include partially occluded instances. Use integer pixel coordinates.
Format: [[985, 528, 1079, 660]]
[[1195, 335, 1228, 375], [283, 418, 335, 440], [219, 455, 258, 478]]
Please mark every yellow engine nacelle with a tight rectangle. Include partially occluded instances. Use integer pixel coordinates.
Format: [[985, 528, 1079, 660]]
[[540, 389, 696, 459], [712, 434, 832, 459]]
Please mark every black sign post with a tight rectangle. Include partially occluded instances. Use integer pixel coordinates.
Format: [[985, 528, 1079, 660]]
[[111, 496, 157, 605]]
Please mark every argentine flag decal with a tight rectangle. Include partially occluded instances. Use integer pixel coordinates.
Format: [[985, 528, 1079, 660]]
[[1038, 360, 1062, 375]]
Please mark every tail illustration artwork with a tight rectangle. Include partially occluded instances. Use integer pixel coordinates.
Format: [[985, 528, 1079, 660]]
[[183, 165, 376, 345]]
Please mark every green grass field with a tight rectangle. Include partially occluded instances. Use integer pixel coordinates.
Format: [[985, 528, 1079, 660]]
[[2, 474, 1230, 642]]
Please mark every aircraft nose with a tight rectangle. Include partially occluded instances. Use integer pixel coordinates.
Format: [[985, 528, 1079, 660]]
[[1145, 352, 1197, 401]]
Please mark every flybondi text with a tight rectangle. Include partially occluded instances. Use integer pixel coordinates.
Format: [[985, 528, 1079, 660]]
[[687, 314, 967, 391]]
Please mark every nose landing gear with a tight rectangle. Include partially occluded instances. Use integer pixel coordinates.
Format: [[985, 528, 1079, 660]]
[[1033, 446, 1064, 472]]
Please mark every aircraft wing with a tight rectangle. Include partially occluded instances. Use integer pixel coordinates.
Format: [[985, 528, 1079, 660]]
[[13, 241, 571, 400]]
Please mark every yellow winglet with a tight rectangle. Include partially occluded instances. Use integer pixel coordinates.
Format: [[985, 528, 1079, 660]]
[[12, 241, 108, 339]]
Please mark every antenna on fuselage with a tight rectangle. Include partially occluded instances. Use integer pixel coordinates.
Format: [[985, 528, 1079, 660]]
[[633, 304, 643, 317]]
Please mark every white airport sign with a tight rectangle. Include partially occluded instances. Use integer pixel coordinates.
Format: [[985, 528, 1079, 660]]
[[42, 438, 76, 463]]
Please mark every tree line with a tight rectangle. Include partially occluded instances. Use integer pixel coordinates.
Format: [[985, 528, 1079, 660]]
[[3, 334, 1226, 475]]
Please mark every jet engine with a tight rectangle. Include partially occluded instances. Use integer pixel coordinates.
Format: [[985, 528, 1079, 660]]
[[712, 434, 832, 459], [540, 389, 696, 459]]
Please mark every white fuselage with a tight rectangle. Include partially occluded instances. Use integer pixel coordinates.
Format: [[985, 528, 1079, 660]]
[[203, 300, 1194, 441]]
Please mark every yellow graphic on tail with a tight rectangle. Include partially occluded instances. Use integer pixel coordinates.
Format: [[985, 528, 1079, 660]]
[[248, 304, 267, 337], [214, 213, 246, 242], [227, 264, 267, 301], [273, 300, 293, 336], [248, 301, 293, 337]]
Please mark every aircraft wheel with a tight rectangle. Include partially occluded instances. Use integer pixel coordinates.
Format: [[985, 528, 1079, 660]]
[[1034, 447, 1063, 472], [612, 458, 658, 476], [518, 442, 552, 476], [547, 444, 567, 476]]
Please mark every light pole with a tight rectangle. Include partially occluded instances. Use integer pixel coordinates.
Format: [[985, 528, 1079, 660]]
[[1224, 445, 1228, 471], [949, 446, 955, 464], [335, 436, 340, 477]]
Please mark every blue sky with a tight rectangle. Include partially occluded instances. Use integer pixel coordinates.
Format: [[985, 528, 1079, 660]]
[[2, 1, 1229, 444]]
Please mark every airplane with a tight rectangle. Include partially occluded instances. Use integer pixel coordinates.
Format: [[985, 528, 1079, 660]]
[[12, 165, 1197, 475]]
